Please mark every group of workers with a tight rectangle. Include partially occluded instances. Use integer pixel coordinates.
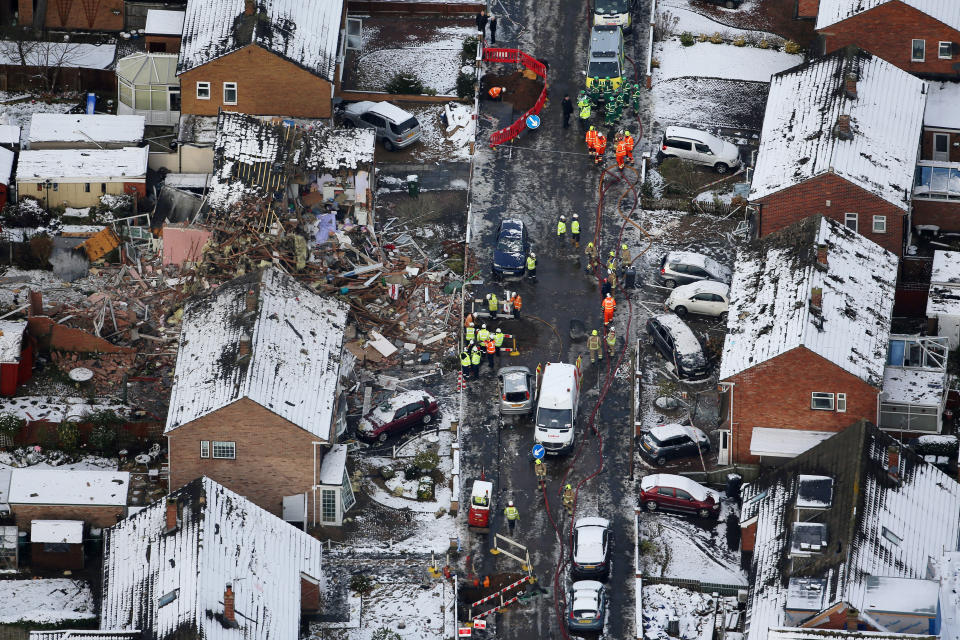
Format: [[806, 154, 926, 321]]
[[556, 214, 581, 248], [577, 83, 642, 127], [585, 127, 635, 168], [459, 322, 509, 378], [587, 325, 618, 363], [480, 291, 522, 320]]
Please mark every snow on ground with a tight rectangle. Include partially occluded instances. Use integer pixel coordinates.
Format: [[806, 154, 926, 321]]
[[0, 267, 113, 309], [0, 448, 118, 472], [642, 583, 716, 640], [414, 103, 473, 161], [0, 579, 96, 624], [660, 4, 777, 39], [0, 97, 76, 146], [361, 428, 453, 512], [654, 39, 801, 83], [312, 580, 455, 639], [352, 24, 473, 94], [695, 189, 735, 204]]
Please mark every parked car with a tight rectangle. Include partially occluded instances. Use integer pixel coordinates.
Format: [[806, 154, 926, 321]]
[[357, 392, 439, 442], [586, 26, 626, 91], [342, 101, 421, 151], [567, 581, 607, 632], [657, 250, 731, 289], [593, 0, 634, 31], [697, 0, 743, 8], [659, 126, 742, 173], [666, 280, 730, 321], [572, 517, 612, 579], [646, 314, 710, 379], [497, 366, 535, 415], [639, 423, 710, 466], [639, 473, 721, 518], [492, 219, 531, 279]]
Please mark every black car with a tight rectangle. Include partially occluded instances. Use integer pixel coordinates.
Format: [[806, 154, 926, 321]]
[[646, 314, 710, 379], [697, 0, 742, 8], [492, 219, 530, 279], [639, 423, 710, 466]]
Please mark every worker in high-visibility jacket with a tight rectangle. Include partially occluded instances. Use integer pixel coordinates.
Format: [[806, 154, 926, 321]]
[[511, 293, 522, 319], [465, 322, 476, 343], [602, 293, 616, 325], [478, 323, 490, 343], [557, 215, 567, 241], [487, 293, 499, 319], [585, 241, 597, 273], [504, 501, 519, 534], [470, 345, 482, 378], [594, 131, 607, 165], [588, 329, 602, 363], [624, 130, 635, 164], [526, 252, 537, 281], [488, 86, 505, 100], [571, 214, 581, 248], [493, 328, 505, 360], [621, 242, 631, 265], [605, 326, 617, 357], [460, 349, 472, 379], [585, 126, 598, 157], [535, 458, 546, 489], [562, 484, 575, 514], [485, 338, 497, 370], [615, 136, 628, 170]]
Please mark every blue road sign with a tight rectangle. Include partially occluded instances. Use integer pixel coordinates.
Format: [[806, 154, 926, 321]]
[[526, 114, 541, 129], [532, 444, 545, 460]]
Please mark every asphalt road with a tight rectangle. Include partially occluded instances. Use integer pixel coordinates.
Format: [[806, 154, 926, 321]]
[[460, 2, 654, 637]]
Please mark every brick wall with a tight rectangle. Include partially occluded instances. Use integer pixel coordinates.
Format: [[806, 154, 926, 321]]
[[819, 1, 960, 77], [755, 173, 906, 256], [11, 504, 125, 531], [797, 0, 819, 19], [31, 543, 84, 570], [726, 347, 879, 464], [27, 316, 135, 354], [18, 0, 124, 31], [167, 397, 323, 518], [913, 199, 960, 231], [740, 519, 758, 552], [179, 45, 334, 119], [920, 128, 960, 162], [145, 35, 181, 54]]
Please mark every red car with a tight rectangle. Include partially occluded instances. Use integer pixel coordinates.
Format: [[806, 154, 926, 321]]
[[357, 392, 439, 442], [639, 473, 721, 519]]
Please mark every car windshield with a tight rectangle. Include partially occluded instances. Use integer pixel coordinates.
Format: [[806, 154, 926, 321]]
[[645, 432, 664, 447], [390, 117, 419, 135], [595, 0, 629, 13], [505, 390, 527, 402], [679, 350, 707, 371], [496, 233, 523, 254], [588, 61, 620, 78], [538, 408, 572, 429]]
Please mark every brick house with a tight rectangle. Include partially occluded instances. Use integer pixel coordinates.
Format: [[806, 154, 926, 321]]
[[749, 50, 926, 257], [17, 0, 124, 32], [718, 215, 898, 465], [739, 422, 960, 640], [165, 267, 355, 526], [913, 80, 960, 230], [5, 469, 130, 532], [16, 147, 149, 209], [815, 0, 960, 78], [100, 477, 323, 638], [144, 10, 184, 54], [177, 0, 346, 119]]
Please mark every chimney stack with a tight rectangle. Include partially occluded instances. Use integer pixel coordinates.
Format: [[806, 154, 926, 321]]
[[817, 244, 828, 268], [846, 608, 859, 631], [164, 498, 178, 533], [810, 286, 823, 312], [29, 290, 42, 317], [224, 584, 238, 627], [244, 0, 254, 15], [844, 73, 858, 100], [887, 445, 900, 481], [238, 333, 252, 359], [245, 288, 257, 313], [835, 114, 852, 140]]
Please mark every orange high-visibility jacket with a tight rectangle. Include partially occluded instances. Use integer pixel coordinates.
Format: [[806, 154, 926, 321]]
[[586, 130, 598, 148], [485, 340, 496, 354], [602, 297, 616, 311], [595, 135, 607, 153]]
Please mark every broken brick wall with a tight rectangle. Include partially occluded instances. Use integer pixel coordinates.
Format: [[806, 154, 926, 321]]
[[27, 316, 136, 354]]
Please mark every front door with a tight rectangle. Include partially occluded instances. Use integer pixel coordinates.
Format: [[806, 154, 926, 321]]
[[717, 429, 730, 465], [934, 133, 950, 162]]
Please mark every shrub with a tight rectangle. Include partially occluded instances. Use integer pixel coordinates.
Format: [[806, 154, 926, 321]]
[[411, 449, 440, 473], [709, 32, 724, 44], [88, 424, 118, 455], [913, 435, 959, 458], [29, 233, 54, 265], [697, 33, 709, 42], [758, 38, 770, 49], [40, 424, 58, 450], [679, 31, 695, 47], [0, 413, 24, 448], [732, 35, 746, 47], [0, 198, 54, 228], [350, 574, 375, 596], [638, 539, 658, 555], [650, 57, 660, 69], [653, 10, 679, 42], [372, 629, 402, 640], [461, 36, 479, 62], [57, 420, 81, 451], [456, 71, 476, 99], [784, 40, 802, 54], [386, 72, 426, 95]]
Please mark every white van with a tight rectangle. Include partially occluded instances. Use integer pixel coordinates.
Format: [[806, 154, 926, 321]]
[[534, 363, 580, 455], [659, 126, 742, 174]]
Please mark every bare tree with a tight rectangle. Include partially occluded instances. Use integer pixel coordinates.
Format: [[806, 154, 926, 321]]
[[0, 34, 83, 93]]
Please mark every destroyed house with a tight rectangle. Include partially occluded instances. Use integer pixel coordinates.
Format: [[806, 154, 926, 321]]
[[719, 215, 898, 464], [177, 0, 346, 118], [740, 422, 960, 640], [100, 477, 324, 638], [165, 267, 356, 525], [749, 50, 927, 257]]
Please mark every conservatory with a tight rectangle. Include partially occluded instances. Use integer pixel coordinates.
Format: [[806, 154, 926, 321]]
[[116, 53, 180, 126]]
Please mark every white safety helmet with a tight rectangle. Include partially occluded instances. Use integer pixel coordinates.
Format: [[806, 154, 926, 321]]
[[496, 328, 502, 333], [530, 252, 536, 258], [508, 500, 514, 506], [560, 215, 566, 220], [573, 214, 579, 219], [486, 294, 491, 300], [482, 323, 487, 329], [609, 326, 615, 332], [606, 293, 612, 298]]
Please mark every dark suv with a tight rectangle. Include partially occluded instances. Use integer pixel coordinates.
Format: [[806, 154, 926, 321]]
[[492, 219, 530, 279], [645, 314, 710, 380], [640, 423, 710, 466]]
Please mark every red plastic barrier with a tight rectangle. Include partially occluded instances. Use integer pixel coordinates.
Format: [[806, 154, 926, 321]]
[[483, 47, 549, 147]]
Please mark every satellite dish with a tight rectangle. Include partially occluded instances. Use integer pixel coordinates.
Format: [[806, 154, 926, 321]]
[[68, 367, 93, 382]]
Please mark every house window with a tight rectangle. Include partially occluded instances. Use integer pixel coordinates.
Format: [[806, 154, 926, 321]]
[[200, 440, 209, 458], [341, 468, 356, 512], [42, 543, 69, 552], [844, 212, 858, 232], [223, 82, 238, 105], [881, 526, 902, 546], [872, 215, 886, 233], [321, 489, 337, 523], [52, 183, 58, 191], [212, 441, 235, 459], [36, 184, 42, 192], [84, 183, 91, 193], [912, 39, 925, 62], [939, 41, 953, 59], [811, 392, 835, 411], [934, 133, 950, 161], [836, 393, 847, 412], [100, 183, 107, 193], [196, 81, 210, 100]]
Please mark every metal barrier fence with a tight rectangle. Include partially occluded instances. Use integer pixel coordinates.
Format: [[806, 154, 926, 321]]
[[483, 47, 549, 148], [641, 575, 746, 597]]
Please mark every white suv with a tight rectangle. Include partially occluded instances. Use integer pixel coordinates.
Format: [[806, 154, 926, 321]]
[[666, 280, 730, 321], [659, 126, 741, 174]]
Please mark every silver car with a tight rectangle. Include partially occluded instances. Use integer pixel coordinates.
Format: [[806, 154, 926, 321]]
[[342, 101, 421, 151], [497, 366, 535, 415]]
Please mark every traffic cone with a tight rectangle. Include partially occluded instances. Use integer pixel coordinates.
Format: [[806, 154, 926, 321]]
[[457, 371, 465, 391]]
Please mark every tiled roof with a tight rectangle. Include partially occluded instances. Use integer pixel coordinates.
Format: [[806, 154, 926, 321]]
[[749, 50, 926, 211], [741, 422, 960, 640], [100, 477, 323, 640], [165, 267, 348, 441], [720, 215, 897, 386], [816, 0, 960, 30], [178, 0, 343, 81]]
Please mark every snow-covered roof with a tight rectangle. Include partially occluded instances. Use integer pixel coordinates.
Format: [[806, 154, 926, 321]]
[[16, 147, 149, 182], [165, 268, 348, 441], [100, 477, 323, 640], [863, 575, 939, 614], [721, 215, 897, 386], [931, 250, 960, 285], [28, 114, 145, 145], [927, 284, 960, 317], [30, 632, 142, 640], [31, 520, 83, 544], [939, 551, 960, 640], [0, 125, 20, 145], [8, 469, 129, 506], [769, 630, 936, 640], [750, 50, 926, 211], [116, 52, 179, 85], [0, 42, 116, 69], [318, 444, 347, 485], [145, 9, 185, 35], [882, 366, 945, 406], [0, 147, 13, 187], [0, 319, 26, 363], [0, 397, 127, 423], [178, 0, 343, 81], [741, 422, 960, 640], [924, 81, 960, 130], [750, 427, 836, 458], [815, 0, 960, 30]]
